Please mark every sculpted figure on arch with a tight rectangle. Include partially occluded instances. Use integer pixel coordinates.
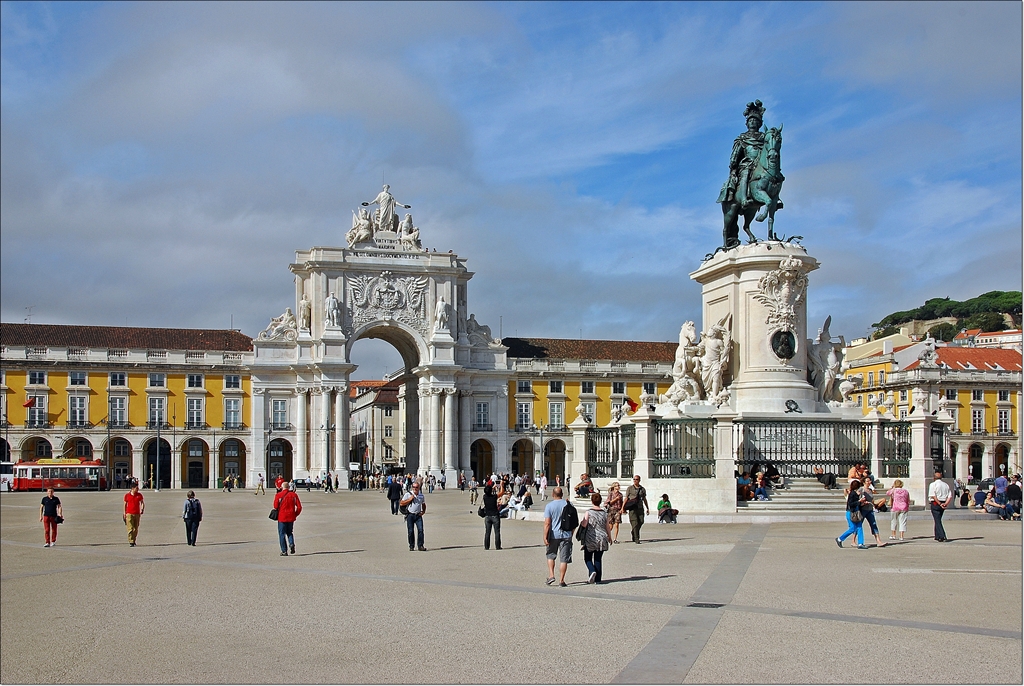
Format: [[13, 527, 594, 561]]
[[362, 184, 411, 233]]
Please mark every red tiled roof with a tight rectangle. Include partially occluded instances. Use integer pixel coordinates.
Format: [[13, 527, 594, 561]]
[[502, 337, 676, 362], [953, 328, 982, 340], [905, 347, 1022, 371], [1, 323, 252, 351]]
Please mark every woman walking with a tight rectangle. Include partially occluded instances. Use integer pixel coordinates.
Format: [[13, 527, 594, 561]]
[[182, 490, 203, 546], [580, 492, 611, 584], [836, 479, 867, 549], [887, 479, 910, 541], [859, 481, 886, 547], [606, 481, 623, 543], [481, 482, 501, 550]]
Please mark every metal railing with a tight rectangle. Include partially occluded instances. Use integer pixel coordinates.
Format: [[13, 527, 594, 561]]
[[270, 422, 293, 431], [222, 421, 246, 431], [146, 421, 171, 430], [619, 424, 635, 478], [184, 421, 209, 430], [66, 420, 93, 429], [586, 427, 618, 478], [106, 420, 132, 430], [472, 423, 493, 432], [652, 418, 715, 478], [735, 419, 868, 478], [880, 421, 911, 478], [25, 419, 52, 428]]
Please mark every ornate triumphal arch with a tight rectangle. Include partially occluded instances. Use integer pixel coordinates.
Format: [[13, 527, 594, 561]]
[[249, 186, 509, 487]]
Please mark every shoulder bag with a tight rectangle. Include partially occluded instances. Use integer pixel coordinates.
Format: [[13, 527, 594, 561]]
[[269, 508, 279, 521]]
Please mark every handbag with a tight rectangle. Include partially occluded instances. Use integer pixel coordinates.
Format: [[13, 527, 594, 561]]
[[477, 507, 487, 518], [268, 508, 279, 521], [849, 508, 864, 523], [55, 515, 64, 524]]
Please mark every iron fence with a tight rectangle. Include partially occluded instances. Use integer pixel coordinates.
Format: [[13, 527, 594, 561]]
[[880, 421, 911, 478], [586, 427, 618, 478], [652, 418, 716, 478], [620, 424, 635, 478], [735, 420, 868, 478]]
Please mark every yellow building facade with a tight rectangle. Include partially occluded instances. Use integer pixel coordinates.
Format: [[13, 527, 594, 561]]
[[846, 341, 1021, 481], [1, 324, 253, 489]]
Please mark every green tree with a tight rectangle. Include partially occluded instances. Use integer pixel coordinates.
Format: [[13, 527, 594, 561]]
[[927, 322, 958, 342], [963, 311, 1007, 332]]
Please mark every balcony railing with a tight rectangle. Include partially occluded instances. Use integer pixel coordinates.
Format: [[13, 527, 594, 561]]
[[26, 419, 52, 428], [997, 430, 1016, 436], [66, 420, 93, 429], [546, 424, 568, 433], [147, 421, 171, 430], [184, 421, 208, 430], [471, 423, 493, 432], [514, 424, 532, 432], [105, 420, 132, 430], [222, 421, 246, 431], [270, 422, 293, 431]]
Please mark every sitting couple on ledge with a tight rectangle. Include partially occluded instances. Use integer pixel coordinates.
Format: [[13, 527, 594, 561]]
[[575, 474, 595, 499]]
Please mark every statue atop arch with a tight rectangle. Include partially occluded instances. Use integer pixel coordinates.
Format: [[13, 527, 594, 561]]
[[362, 184, 411, 234]]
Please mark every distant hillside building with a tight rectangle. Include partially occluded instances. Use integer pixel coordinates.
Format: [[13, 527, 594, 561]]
[[950, 328, 1022, 352]]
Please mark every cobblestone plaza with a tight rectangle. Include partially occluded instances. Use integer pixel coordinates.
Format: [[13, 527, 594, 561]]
[[1, 488, 1020, 684]]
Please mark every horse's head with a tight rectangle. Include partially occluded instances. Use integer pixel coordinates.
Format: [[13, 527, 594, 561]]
[[763, 124, 782, 170]]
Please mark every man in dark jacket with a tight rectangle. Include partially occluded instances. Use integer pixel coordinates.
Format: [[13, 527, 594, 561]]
[[482, 482, 502, 550], [386, 476, 404, 515]]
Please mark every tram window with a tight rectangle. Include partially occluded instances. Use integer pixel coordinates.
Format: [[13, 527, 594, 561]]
[[59, 468, 69, 478], [32, 469, 41, 478]]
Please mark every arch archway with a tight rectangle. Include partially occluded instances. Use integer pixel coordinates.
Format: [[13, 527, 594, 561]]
[[22, 437, 52, 461], [105, 437, 134, 487], [60, 436, 93, 460], [145, 438, 172, 489], [182, 438, 209, 489], [348, 322, 426, 474], [544, 439, 566, 483], [219, 439, 248, 486], [995, 443, 1010, 477], [0, 438, 9, 462], [267, 439, 292, 484], [968, 443, 984, 483], [511, 439, 534, 476], [470, 439, 493, 479]]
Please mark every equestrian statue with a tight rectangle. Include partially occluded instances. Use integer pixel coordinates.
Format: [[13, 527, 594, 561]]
[[716, 100, 786, 249]]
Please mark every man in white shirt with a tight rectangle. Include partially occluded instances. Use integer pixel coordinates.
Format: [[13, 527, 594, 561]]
[[927, 470, 953, 542], [400, 482, 427, 551]]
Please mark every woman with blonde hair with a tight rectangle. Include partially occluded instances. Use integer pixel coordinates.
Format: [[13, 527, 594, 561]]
[[606, 481, 624, 543], [886, 478, 910, 541]]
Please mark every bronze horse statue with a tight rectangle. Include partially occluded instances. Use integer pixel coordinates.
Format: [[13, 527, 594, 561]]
[[721, 125, 785, 246]]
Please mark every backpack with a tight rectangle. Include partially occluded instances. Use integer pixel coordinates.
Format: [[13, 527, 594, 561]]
[[559, 500, 579, 532], [185, 498, 202, 521]]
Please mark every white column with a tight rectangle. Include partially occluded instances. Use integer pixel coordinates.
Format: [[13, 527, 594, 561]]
[[430, 388, 442, 472], [296, 390, 307, 478], [322, 387, 333, 476], [444, 389, 457, 474], [132, 446, 144, 485], [171, 438, 182, 490], [335, 384, 348, 474], [251, 390, 267, 486], [418, 385, 430, 474], [459, 390, 473, 474], [210, 441, 219, 490]]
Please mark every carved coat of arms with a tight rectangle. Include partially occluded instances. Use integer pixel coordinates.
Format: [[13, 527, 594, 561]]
[[753, 256, 810, 361], [347, 271, 429, 335]]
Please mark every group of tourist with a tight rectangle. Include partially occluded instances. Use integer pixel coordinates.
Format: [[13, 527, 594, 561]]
[[736, 462, 785, 501], [969, 473, 1023, 521]]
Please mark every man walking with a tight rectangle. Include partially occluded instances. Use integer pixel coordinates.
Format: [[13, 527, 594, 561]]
[[39, 487, 62, 547], [540, 474, 548, 501], [928, 470, 953, 542], [400, 481, 427, 551], [182, 490, 203, 546], [543, 487, 573, 586], [275, 474, 285, 492], [325, 472, 334, 493], [624, 475, 650, 544], [274, 482, 303, 556], [386, 474, 404, 515], [482, 481, 502, 550], [123, 483, 145, 547], [255, 473, 266, 495]]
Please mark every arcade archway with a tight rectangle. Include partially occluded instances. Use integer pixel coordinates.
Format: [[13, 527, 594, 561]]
[[511, 439, 534, 476], [145, 438, 172, 489], [470, 439, 493, 479], [544, 439, 566, 482]]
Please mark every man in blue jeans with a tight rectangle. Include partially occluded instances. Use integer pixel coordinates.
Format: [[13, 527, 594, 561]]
[[401, 481, 427, 551], [543, 487, 573, 586]]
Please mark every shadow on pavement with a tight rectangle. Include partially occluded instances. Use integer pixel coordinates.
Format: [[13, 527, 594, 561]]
[[292, 550, 364, 557], [594, 574, 677, 585]]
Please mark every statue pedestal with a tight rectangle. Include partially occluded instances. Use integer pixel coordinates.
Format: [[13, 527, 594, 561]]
[[691, 242, 821, 414]]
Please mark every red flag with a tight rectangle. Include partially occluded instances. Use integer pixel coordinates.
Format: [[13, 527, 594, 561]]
[[22, 397, 36, 408], [624, 397, 638, 413]]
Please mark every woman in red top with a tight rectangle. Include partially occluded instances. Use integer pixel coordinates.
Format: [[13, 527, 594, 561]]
[[273, 482, 302, 556]]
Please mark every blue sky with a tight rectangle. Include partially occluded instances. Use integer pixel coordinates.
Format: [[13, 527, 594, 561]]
[[2, 1, 1021, 377]]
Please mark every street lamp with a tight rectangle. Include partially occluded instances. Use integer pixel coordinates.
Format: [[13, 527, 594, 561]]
[[265, 427, 273, 488]]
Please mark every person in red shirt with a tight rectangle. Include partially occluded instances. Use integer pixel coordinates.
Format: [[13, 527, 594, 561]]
[[275, 475, 285, 492], [273, 482, 302, 556], [123, 483, 145, 547]]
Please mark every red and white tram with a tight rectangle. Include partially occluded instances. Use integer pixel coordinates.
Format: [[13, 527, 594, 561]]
[[11, 459, 109, 491]]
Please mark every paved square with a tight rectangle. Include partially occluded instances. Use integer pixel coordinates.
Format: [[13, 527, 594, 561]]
[[2, 489, 1021, 684]]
